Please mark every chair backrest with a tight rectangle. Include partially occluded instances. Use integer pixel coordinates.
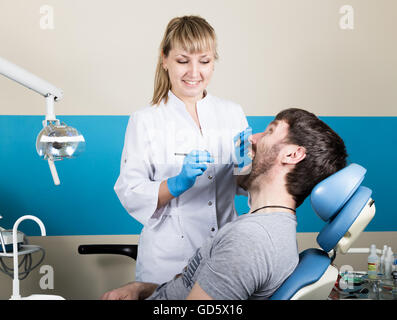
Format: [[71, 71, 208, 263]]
[[270, 163, 375, 300]]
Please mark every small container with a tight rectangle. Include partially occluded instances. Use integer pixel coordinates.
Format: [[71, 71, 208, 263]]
[[368, 244, 379, 280], [379, 245, 388, 276], [339, 271, 365, 292], [385, 247, 394, 280]]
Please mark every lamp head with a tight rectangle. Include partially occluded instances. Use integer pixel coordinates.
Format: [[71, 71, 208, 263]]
[[36, 120, 85, 161]]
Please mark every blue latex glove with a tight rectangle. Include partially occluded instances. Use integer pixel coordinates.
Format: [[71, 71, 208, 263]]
[[167, 150, 214, 197], [233, 127, 253, 174]]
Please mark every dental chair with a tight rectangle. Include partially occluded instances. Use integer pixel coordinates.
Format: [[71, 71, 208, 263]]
[[270, 163, 375, 299], [78, 163, 375, 300]]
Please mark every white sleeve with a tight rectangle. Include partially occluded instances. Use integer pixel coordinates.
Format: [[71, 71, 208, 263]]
[[114, 112, 163, 228], [236, 103, 249, 131]]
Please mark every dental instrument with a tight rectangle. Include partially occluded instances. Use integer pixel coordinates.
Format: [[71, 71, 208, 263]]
[[174, 152, 220, 157], [0, 214, 63, 300], [8, 215, 64, 300]]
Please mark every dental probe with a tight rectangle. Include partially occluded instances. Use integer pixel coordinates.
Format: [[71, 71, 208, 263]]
[[174, 153, 221, 158]]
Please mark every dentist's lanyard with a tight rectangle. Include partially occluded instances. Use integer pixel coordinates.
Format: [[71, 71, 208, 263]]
[[250, 205, 296, 214]]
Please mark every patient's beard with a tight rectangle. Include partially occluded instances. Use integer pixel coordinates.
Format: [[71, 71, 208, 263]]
[[239, 143, 281, 191]]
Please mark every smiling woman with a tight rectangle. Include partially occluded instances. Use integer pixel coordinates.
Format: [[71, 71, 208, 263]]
[[162, 49, 215, 131], [163, 50, 214, 102], [112, 15, 250, 286], [152, 15, 218, 106]]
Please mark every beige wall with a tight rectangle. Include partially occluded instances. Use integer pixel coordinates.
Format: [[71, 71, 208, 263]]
[[0, 232, 395, 300], [0, 0, 396, 116]]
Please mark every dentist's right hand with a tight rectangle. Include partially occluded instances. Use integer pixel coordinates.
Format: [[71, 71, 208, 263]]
[[167, 150, 214, 197]]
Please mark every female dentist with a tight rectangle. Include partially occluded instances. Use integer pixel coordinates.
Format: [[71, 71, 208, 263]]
[[114, 15, 249, 284]]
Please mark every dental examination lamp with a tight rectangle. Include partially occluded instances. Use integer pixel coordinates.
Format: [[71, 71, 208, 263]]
[[0, 56, 85, 185]]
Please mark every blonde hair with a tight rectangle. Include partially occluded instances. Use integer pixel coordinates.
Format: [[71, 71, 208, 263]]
[[151, 15, 218, 106]]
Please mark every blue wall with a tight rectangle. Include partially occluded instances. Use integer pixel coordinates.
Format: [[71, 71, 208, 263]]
[[0, 115, 396, 236]]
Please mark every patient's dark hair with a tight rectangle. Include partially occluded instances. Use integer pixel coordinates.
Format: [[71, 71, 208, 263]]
[[275, 108, 348, 208]]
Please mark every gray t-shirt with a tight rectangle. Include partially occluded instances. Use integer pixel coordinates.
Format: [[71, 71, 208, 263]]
[[146, 211, 299, 300]]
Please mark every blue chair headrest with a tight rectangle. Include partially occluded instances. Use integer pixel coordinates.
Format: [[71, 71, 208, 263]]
[[311, 163, 366, 222], [316, 186, 372, 252]]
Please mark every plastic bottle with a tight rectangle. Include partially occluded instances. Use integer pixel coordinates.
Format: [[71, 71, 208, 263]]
[[394, 255, 397, 272], [384, 247, 394, 280], [368, 244, 379, 279], [380, 245, 388, 275]]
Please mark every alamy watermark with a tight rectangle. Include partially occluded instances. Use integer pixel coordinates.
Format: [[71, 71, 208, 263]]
[[39, 265, 55, 290], [39, 5, 54, 30], [339, 5, 354, 30]]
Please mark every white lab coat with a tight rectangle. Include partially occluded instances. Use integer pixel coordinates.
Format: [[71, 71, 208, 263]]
[[114, 90, 248, 284]]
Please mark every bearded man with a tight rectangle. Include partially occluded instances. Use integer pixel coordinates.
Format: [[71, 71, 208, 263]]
[[102, 108, 347, 300]]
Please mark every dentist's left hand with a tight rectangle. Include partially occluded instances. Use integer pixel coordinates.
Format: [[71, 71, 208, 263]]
[[167, 150, 214, 197]]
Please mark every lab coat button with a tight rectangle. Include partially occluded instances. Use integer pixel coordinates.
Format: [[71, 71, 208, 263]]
[[208, 175, 213, 180], [211, 227, 215, 232], [208, 201, 212, 206]]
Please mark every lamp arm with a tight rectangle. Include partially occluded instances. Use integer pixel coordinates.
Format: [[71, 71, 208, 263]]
[[347, 247, 383, 255], [0, 56, 63, 101]]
